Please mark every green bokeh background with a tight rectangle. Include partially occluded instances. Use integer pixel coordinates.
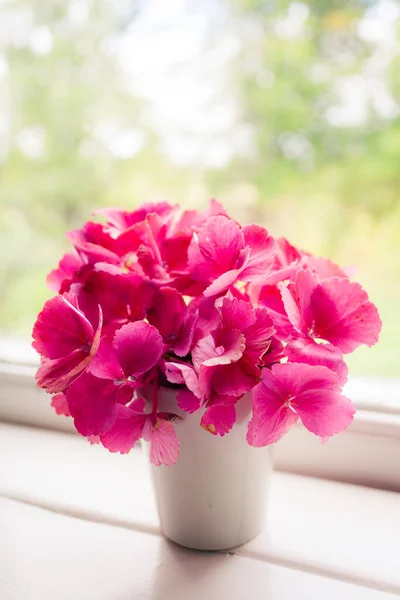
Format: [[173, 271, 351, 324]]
[[1, 0, 398, 377]]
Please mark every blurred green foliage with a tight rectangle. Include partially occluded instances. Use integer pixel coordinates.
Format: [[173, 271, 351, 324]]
[[0, 0, 398, 376]]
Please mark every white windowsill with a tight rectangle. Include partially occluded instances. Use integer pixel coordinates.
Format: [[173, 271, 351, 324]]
[[1, 421, 399, 599]]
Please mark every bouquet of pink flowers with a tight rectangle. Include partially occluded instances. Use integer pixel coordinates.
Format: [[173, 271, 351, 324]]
[[32, 200, 381, 466]]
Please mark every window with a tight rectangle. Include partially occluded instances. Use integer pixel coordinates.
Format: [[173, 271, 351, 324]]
[[1, 1, 399, 489]]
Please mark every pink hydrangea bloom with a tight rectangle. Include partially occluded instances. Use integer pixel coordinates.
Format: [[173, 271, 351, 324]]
[[192, 297, 275, 399], [188, 216, 276, 296], [281, 268, 382, 353], [46, 252, 84, 293], [33, 199, 382, 463], [51, 393, 70, 416], [96, 201, 178, 236], [32, 294, 102, 393], [100, 404, 180, 466], [68, 221, 122, 265], [200, 401, 237, 436], [147, 287, 196, 356], [66, 321, 163, 436], [285, 338, 349, 386], [247, 363, 355, 446], [71, 269, 155, 333]]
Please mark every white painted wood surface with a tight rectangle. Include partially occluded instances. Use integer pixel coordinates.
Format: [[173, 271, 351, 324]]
[[1, 422, 399, 599]]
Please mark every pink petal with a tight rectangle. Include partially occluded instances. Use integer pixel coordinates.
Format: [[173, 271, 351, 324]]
[[100, 405, 146, 453], [145, 419, 180, 467], [274, 237, 302, 269], [280, 268, 317, 334], [162, 235, 192, 273], [262, 336, 285, 366], [208, 197, 229, 217], [219, 297, 256, 331], [190, 296, 220, 343], [247, 378, 299, 446], [203, 252, 248, 297], [95, 207, 136, 232], [210, 328, 247, 365], [285, 338, 348, 386], [164, 362, 202, 398], [243, 306, 275, 364], [66, 373, 118, 436], [269, 362, 341, 397], [130, 397, 146, 412], [87, 435, 101, 445], [96, 202, 176, 233], [212, 359, 261, 396], [311, 278, 382, 353], [35, 349, 91, 394], [258, 285, 294, 338], [191, 334, 217, 370], [51, 393, 70, 416], [32, 295, 94, 359], [88, 337, 124, 381], [174, 312, 196, 357], [177, 390, 202, 413], [119, 217, 163, 264], [201, 404, 236, 436], [240, 224, 276, 281], [117, 385, 135, 405], [192, 330, 246, 369], [263, 263, 299, 286], [147, 287, 186, 343], [113, 321, 163, 378], [247, 362, 351, 445], [75, 270, 155, 328], [301, 255, 349, 280], [46, 252, 83, 292], [294, 389, 355, 439], [68, 222, 120, 264], [188, 216, 245, 283]]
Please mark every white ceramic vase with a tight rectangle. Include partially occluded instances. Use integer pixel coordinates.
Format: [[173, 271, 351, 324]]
[[142, 386, 273, 551]]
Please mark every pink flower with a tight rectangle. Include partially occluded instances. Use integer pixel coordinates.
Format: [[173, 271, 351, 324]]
[[172, 198, 228, 235], [255, 284, 294, 339], [142, 416, 180, 466], [96, 201, 178, 236], [281, 268, 382, 353], [247, 363, 355, 446], [300, 254, 350, 280], [147, 287, 195, 356], [99, 405, 146, 452], [164, 362, 202, 401], [32, 199, 382, 461], [188, 216, 276, 296], [46, 252, 84, 293], [192, 297, 275, 399], [262, 237, 302, 286], [200, 401, 237, 437], [68, 221, 122, 265], [32, 294, 102, 393], [113, 212, 195, 289], [66, 373, 122, 436], [66, 321, 163, 436], [71, 269, 155, 333], [166, 298, 275, 436], [164, 361, 238, 436], [51, 393, 70, 416], [100, 404, 180, 466], [285, 338, 348, 386]]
